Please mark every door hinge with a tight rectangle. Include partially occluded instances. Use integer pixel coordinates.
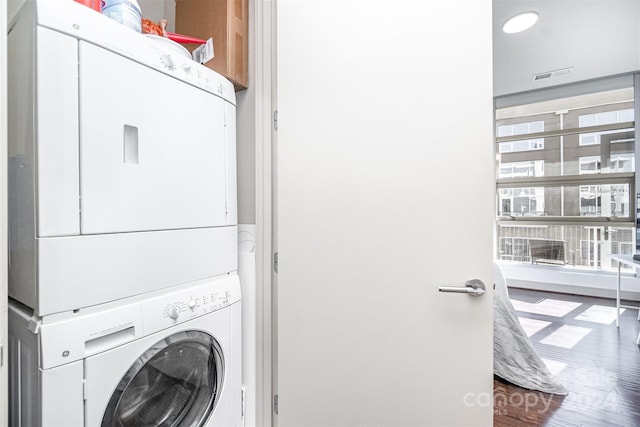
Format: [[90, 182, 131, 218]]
[[273, 251, 278, 273], [241, 386, 246, 417], [273, 110, 278, 131], [82, 379, 87, 400], [273, 393, 279, 415]]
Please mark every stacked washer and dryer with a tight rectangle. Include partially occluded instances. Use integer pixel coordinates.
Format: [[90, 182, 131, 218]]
[[7, 1, 242, 426]]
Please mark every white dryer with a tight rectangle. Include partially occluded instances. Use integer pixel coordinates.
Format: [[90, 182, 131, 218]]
[[9, 274, 242, 427], [8, 0, 238, 316]]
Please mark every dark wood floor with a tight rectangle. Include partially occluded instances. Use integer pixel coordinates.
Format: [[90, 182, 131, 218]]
[[494, 288, 640, 427]]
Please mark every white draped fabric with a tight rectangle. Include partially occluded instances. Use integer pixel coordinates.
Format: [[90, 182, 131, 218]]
[[493, 263, 568, 395]]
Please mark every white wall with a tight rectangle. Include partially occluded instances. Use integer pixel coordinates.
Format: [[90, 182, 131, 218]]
[[493, 0, 640, 96], [137, 0, 175, 32], [236, 2, 256, 225]]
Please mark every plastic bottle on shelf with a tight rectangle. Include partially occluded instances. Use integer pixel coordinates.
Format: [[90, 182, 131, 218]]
[[101, 0, 142, 33]]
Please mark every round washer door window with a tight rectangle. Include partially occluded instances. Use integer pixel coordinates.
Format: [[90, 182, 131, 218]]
[[102, 331, 224, 427]]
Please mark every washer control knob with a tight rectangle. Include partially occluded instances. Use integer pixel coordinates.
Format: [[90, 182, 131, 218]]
[[188, 298, 197, 310], [168, 307, 179, 320]]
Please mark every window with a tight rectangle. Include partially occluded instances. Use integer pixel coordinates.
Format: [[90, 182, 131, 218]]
[[611, 153, 634, 172], [578, 184, 628, 217], [498, 138, 544, 153], [499, 236, 530, 261], [498, 120, 545, 153], [499, 160, 544, 178], [580, 238, 602, 268], [579, 156, 600, 174], [498, 188, 544, 216], [578, 108, 634, 146], [496, 87, 635, 272], [578, 154, 634, 175], [496, 224, 634, 270], [498, 120, 545, 137], [579, 185, 601, 216]]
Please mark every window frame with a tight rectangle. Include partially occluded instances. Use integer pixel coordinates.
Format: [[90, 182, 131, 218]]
[[497, 121, 635, 227]]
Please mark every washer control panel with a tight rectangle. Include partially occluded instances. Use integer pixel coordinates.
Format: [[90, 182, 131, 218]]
[[142, 275, 240, 333], [35, 273, 240, 368]]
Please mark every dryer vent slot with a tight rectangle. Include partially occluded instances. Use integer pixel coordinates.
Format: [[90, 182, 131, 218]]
[[123, 124, 139, 164], [85, 326, 135, 355]]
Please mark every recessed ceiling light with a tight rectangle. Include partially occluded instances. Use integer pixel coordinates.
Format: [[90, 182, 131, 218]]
[[502, 11, 539, 34]]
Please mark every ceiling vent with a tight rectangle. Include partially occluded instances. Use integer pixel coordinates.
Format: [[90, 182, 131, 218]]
[[533, 67, 574, 81]]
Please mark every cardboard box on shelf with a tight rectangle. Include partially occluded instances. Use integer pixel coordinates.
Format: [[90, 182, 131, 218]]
[[176, 0, 248, 91]]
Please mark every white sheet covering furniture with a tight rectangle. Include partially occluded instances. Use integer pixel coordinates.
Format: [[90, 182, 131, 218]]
[[493, 263, 568, 395]]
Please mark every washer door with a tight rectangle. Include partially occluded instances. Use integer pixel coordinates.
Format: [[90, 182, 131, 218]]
[[101, 331, 224, 427]]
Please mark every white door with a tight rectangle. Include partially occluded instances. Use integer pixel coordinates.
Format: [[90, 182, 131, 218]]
[[274, 1, 494, 426]]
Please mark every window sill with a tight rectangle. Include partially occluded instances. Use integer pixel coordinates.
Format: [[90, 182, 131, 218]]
[[497, 260, 640, 301]]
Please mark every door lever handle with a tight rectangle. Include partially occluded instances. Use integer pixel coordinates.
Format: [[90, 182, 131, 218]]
[[438, 279, 485, 297]]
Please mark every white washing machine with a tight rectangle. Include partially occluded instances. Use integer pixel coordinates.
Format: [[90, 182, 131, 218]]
[[8, 0, 238, 316], [9, 274, 242, 427]]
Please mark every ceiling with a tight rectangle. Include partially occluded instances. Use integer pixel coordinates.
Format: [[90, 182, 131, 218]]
[[493, 0, 640, 97]]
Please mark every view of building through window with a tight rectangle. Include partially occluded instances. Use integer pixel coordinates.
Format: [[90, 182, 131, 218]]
[[496, 87, 635, 271]]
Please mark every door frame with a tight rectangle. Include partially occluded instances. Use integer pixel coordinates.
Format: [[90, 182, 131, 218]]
[[253, 0, 275, 426], [0, 1, 8, 424]]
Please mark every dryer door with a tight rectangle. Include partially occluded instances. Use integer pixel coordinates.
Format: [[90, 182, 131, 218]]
[[101, 331, 224, 427], [78, 41, 228, 234]]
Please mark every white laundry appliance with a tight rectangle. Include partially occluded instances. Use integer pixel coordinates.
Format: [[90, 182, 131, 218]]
[[9, 273, 242, 427], [8, 0, 238, 316]]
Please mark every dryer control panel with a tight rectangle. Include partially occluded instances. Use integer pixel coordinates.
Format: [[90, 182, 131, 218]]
[[35, 0, 235, 102]]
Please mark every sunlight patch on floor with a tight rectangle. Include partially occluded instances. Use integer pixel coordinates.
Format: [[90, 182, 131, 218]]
[[517, 317, 552, 337], [511, 298, 582, 317], [539, 325, 592, 349], [574, 305, 625, 324], [541, 358, 568, 376]]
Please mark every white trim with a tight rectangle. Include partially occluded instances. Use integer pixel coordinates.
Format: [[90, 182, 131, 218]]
[[0, 1, 8, 425], [253, 0, 274, 425]]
